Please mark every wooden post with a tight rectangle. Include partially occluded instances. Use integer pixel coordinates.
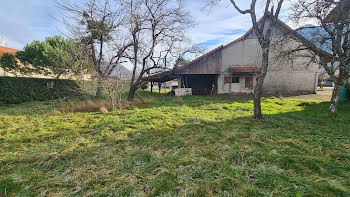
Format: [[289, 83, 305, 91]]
[[150, 81, 153, 93], [159, 83, 162, 94]]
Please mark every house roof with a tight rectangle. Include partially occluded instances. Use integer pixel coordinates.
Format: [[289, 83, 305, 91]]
[[144, 70, 177, 83], [0, 46, 21, 57], [230, 66, 260, 73], [175, 45, 223, 72]]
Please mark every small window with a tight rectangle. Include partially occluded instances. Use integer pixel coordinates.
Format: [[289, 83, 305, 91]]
[[232, 77, 240, 83], [224, 77, 232, 84], [224, 77, 240, 84], [245, 76, 253, 89]]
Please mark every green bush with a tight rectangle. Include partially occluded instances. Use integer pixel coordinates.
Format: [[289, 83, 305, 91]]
[[0, 76, 82, 104]]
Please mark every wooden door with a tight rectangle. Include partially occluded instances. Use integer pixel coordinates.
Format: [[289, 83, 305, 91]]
[[245, 76, 253, 89]]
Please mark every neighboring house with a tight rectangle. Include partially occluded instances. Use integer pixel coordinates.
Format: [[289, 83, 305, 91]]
[[168, 16, 330, 96], [0, 46, 21, 76], [147, 16, 331, 95]]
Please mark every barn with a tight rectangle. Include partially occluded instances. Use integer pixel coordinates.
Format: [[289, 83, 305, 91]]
[[149, 16, 331, 96]]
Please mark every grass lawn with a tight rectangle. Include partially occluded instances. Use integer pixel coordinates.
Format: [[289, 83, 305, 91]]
[[0, 93, 350, 196]]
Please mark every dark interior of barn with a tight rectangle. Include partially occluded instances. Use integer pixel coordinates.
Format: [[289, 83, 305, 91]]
[[180, 74, 218, 95]]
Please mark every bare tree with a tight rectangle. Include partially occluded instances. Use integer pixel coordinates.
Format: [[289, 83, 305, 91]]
[[120, 0, 194, 101], [207, 0, 284, 119], [282, 0, 350, 117], [55, 0, 129, 97]]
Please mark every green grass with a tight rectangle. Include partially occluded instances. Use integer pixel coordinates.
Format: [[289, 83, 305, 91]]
[[1, 93, 350, 196]]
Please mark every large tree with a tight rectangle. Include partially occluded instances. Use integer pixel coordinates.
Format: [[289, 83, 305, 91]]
[[16, 36, 90, 78], [120, 0, 194, 101], [55, 0, 128, 97], [208, 0, 284, 119], [0, 36, 90, 78], [0, 53, 24, 76], [284, 0, 350, 117]]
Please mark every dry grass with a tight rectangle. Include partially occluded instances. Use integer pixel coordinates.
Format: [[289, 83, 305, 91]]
[[59, 101, 75, 114], [75, 100, 112, 113], [73, 98, 155, 113], [99, 106, 109, 113]]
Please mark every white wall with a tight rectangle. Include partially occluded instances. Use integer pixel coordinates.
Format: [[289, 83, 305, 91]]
[[219, 37, 319, 95], [218, 74, 256, 94], [0, 68, 6, 76]]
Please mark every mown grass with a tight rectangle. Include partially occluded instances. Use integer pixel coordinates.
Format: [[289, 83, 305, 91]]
[[0, 93, 350, 196]]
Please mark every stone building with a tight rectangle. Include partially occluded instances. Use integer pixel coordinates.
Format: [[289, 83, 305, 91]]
[[173, 17, 331, 95]]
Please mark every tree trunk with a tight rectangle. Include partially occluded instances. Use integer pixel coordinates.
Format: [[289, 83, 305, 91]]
[[128, 84, 137, 101], [254, 48, 269, 119], [159, 83, 162, 94], [150, 81, 153, 93], [96, 77, 103, 97], [329, 80, 344, 118]]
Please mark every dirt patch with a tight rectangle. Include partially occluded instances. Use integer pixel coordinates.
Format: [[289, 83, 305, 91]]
[[286, 88, 333, 101], [226, 88, 333, 101]]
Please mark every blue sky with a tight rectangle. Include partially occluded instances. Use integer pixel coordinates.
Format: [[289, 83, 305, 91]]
[[0, 0, 291, 51]]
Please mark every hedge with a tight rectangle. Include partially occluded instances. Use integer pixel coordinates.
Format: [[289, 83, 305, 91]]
[[0, 76, 82, 104]]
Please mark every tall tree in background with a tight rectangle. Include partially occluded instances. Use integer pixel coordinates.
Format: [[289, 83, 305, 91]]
[[56, 0, 127, 97], [121, 0, 194, 101], [0, 36, 91, 78], [208, 0, 284, 119], [16, 36, 91, 78], [0, 53, 23, 76], [285, 0, 350, 117]]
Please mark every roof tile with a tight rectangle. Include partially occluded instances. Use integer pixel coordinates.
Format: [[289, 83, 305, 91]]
[[0, 46, 21, 57]]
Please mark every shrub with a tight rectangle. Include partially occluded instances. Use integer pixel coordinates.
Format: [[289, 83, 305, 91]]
[[0, 76, 82, 104], [75, 100, 112, 112], [74, 98, 154, 113], [140, 82, 148, 90]]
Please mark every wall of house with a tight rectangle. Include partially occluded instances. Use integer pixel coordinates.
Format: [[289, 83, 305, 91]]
[[219, 33, 319, 95], [176, 47, 222, 75], [217, 74, 256, 94]]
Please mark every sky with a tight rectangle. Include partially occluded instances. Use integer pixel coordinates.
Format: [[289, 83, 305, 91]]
[[0, 0, 292, 52]]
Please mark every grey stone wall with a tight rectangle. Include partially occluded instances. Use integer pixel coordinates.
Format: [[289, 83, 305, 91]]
[[219, 35, 319, 95]]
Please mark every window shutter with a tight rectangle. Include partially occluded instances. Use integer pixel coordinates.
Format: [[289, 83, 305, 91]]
[[224, 77, 232, 84]]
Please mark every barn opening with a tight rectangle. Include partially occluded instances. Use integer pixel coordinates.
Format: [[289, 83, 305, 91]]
[[179, 74, 218, 95]]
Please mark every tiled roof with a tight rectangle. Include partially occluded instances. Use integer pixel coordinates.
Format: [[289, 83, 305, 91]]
[[0, 46, 21, 57], [229, 66, 260, 73]]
